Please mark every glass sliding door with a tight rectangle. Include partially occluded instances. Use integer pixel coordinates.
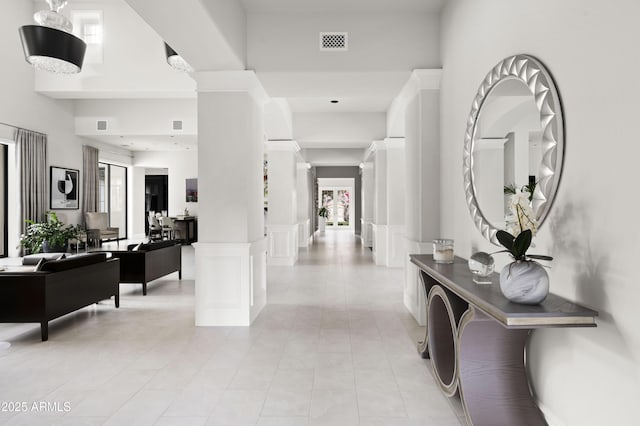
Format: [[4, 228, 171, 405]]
[[99, 162, 127, 239]]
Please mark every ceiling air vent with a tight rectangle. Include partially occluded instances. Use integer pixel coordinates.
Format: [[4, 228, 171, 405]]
[[96, 120, 107, 131], [172, 120, 183, 131], [320, 32, 348, 51]]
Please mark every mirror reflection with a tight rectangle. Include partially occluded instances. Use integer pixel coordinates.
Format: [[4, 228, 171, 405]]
[[472, 78, 543, 228]]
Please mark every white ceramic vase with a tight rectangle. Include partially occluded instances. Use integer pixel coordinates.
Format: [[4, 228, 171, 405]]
[[499, 260, 549, 304], [318, 217, 326, 233]]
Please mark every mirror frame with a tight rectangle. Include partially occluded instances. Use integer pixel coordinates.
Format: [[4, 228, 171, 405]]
[[463, 54, 564, 245]]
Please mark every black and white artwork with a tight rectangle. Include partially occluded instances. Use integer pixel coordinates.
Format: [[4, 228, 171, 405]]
[[50, 166, 79, 209]]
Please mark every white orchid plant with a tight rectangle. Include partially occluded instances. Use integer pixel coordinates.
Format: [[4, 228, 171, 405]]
[[496, 189, 552, 262]]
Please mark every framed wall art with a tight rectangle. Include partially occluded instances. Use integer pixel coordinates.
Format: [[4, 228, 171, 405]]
[[50, 166, 79, 209], [186, 178, 198, 202]]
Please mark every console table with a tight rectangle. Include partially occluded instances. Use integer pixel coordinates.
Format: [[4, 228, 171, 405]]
[[410, 255, 598, 426], [172, 216, 197, 244]]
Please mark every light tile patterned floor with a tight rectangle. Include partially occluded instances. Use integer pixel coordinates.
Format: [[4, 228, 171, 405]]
[[0, 232, 462, 425]]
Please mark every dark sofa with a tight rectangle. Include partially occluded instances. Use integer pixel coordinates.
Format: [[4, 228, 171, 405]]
[[0, 253, 120, 341], [109, 240, 182, 295]]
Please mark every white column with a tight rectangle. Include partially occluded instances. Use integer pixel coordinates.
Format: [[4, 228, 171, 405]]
[[371, 141, 387, 266], [193, 71, 268, 326], [296, 162, 312, 248], [360, 162, 374, 248], [385, 138, 406, 268], [266, 140, 300, 265], [401, 70, 442, 325]]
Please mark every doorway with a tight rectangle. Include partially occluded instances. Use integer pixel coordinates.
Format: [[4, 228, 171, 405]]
[[318, 178, 354, 231], [145, 172, 168, 235], [99, 162, 127, 239]]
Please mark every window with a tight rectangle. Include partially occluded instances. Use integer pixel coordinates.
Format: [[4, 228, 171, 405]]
[[71, 10, 103, 64], [0, 144, 7, 257], [82, 23, 102, 45]]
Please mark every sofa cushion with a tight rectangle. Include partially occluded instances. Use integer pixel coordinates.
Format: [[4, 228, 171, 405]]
[[124, 240, 177, 252], [128, 243, 142, 251], [146, 240, 178, 251], [39, 253, 107, 272], [34, 258, 47, 272], [23, 253, 67, 266]]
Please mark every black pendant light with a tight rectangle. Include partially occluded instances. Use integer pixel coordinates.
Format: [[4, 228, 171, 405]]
[[19, 0, 86, 74], [164, 43, 193, 72]]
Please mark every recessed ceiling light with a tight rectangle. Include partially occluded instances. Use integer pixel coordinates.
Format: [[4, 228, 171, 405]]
[[330, 100, 339, 104]]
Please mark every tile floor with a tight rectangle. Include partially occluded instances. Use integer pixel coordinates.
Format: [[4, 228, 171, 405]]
[[0, 232, 462, 425]]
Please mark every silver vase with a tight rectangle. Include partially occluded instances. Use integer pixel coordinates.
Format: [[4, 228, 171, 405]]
[[499, 260, 549, 304]]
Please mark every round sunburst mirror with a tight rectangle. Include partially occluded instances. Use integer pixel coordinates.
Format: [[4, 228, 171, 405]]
[[463, 55, 565, 245]]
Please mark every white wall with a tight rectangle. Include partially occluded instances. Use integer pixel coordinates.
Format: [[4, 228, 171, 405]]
[[440, 1, 640, 424], [302, 148, 365, 166], [265, 99, 293, 140], [294, 112, 386, 148], [296, 165, 310, 222], [247, 13, 440, 72], [75, 99, 197, 136], [133, 150, 199, 217]]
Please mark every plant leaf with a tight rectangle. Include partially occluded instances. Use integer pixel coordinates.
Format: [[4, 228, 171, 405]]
[[527, 254, 553, 261], [512, 229, 532, 258], [503, 183, 517, 195], [489, 249, 512, 255], [496, 230, 515, 251]]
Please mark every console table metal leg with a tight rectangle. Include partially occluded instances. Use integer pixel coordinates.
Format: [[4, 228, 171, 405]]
[[458, 308, 546, 426]]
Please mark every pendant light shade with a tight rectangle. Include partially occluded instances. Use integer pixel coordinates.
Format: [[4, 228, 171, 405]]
[[164, 43, 193, 72], [19, 0, 87, 74], [19, 25, 86, 74]]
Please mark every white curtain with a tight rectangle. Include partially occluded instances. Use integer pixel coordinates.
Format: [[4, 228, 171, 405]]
[[15, 128, 47, 233]]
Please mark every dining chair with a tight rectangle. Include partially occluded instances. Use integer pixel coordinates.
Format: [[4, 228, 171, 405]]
[[159, 216, 181, 240], [148, 214, 162, 241]]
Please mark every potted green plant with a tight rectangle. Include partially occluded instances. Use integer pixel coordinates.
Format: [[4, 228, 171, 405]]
[[318, 207, 328, 233], [19, 212, 78, 254], [496, 190, 553, 304]]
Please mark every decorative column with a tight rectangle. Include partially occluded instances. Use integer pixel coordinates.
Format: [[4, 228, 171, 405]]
[[265, 140, 300, 265], [371, 141, 387, 266], [385, 137, 406, 268], [360, 161, 374, 248], [401, 70, 442, 325], [193, 71, 268, 326], [296, 162, 312, 248]]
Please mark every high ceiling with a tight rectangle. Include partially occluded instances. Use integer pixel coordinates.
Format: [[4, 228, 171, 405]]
[[239, 0, 446, 13], [53, 0, 444, 155]]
